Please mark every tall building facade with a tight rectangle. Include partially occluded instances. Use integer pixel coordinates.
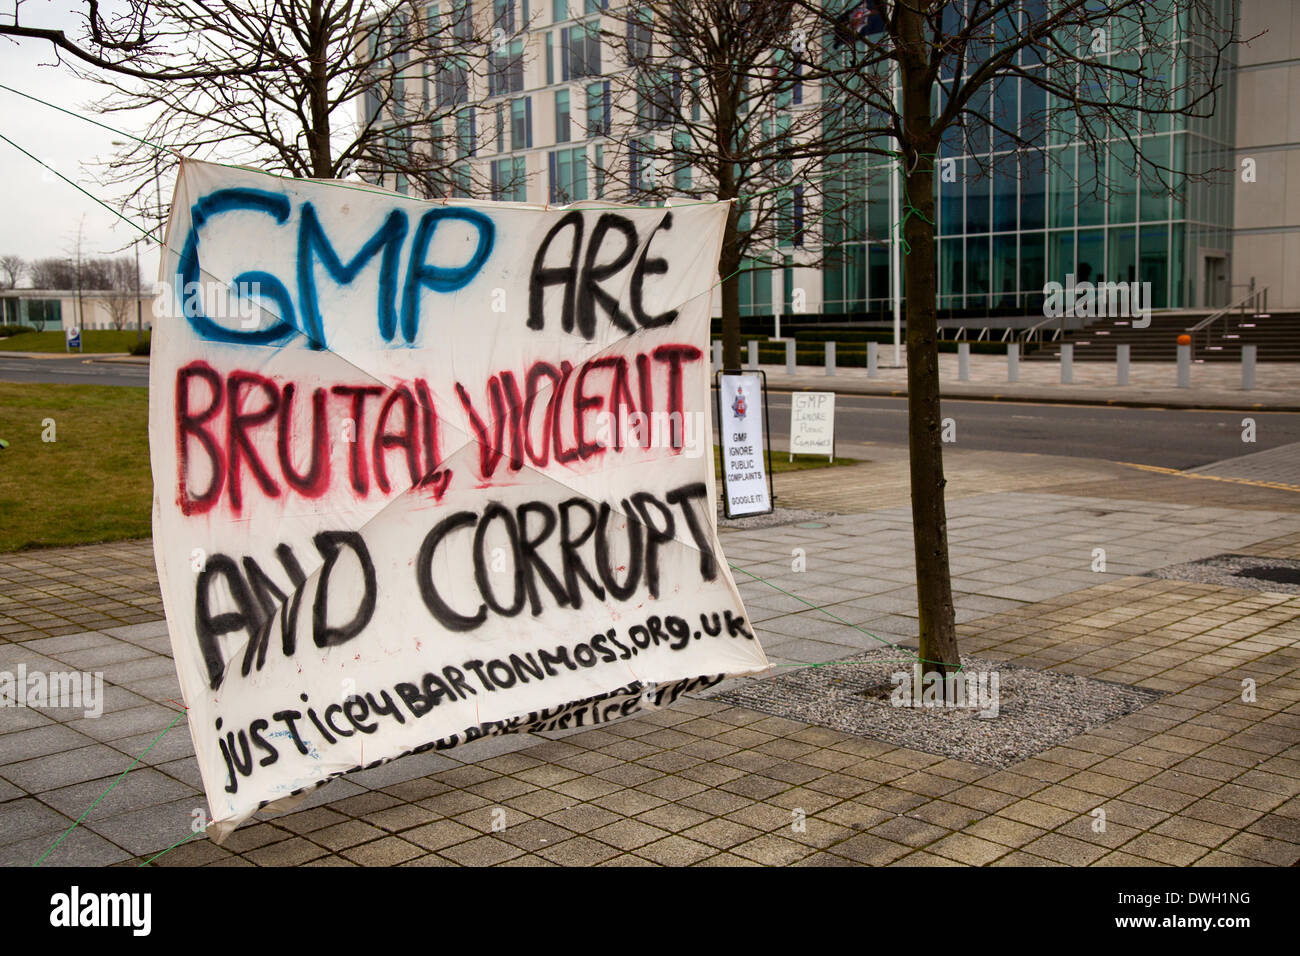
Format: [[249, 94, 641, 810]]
[[821, 0, 1240, 318], [368, 0, 1297, 318], [1231, 0, 1300, 312]]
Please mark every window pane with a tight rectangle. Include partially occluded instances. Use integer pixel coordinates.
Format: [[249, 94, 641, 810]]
[[992, 76, 1016, 153], [1076, 228, 1104, 285], [1020, 149, 1046, 230], [1048, 148, 1075, 229], [1108, 225, 1137, 285], [1140, 226, 1169, 309], [966, 166, 990, 234], [940, 237, 964, 305], [965, 235, 989, 308], [555, 89, 570, 142], [1021, 74, 1046, 140], [1048, 230, 1074, 285], [1020, 232, 1045, 310], [511, 98, 530, 150], [868, 244, 889, 304], [991, 233, 1017, 308], [585, 82, 605, 136], [1169, 223, 1185, 307], [1078, 149, 1104, 227], [1108, 140, 1138, 224], [992, 155, 1017, 232], [571, 150, 587, 199], [940, 158, 962, 236], [1140, 135, 1171, 222]]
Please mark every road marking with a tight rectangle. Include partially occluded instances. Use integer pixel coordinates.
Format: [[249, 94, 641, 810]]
[[1116, 461, 1300, 493]]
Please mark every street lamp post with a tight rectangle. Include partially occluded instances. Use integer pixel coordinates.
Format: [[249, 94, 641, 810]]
[[113, 142, 166, 345]]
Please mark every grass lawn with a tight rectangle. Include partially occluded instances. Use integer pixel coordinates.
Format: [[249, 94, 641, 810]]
[[0, 330, 149, 353], [0, 382, 152, 551], [715, 446, 856, 478]]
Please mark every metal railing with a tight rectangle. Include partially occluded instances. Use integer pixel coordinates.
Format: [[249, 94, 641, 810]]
[[1018, 314, 1065, 349], [1187, 286, 1268, 351], [938, 325, 1035, 344]]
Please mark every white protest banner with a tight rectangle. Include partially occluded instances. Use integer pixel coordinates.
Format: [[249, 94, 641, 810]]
[[717, 371, 772, 517], [790, 391, 835, 461], [150, 160, 768, 840]]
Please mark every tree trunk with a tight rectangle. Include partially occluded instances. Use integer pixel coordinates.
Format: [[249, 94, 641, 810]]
[[898, 4, 960, 696], [307, 0, 333, 179], [715, 86, 742, 372], [719, 203, 742, 370]]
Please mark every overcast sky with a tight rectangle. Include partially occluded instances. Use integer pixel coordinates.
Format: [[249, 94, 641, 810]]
[[1, 2, 163, 282]]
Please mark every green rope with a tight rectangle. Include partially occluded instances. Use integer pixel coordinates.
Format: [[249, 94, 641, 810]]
[[889, 149, 937, 256], [0, 82, 159, 149], [138, 829, 203, 867], [0, 131, 154, 242], [34, 709, 186, 866], [0, 81, 820, 217]]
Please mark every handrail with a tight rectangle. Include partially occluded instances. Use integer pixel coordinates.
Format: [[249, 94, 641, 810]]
[[1018, 312, 1062, 349], [1187, 287, 1268, 351]]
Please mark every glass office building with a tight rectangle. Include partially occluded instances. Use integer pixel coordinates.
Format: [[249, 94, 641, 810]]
[[818, 0, 1239, 317], [371, 0, 1245, 318]]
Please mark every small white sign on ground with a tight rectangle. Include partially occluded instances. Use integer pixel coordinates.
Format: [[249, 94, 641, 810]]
[[718, 371, 771, 516], [790, 391, 835, 461]]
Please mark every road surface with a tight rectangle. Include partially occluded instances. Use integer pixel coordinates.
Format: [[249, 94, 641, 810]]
[[2, 355, 1296, 469]]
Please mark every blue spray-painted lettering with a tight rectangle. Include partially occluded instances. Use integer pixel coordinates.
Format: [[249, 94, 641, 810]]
[[297, 203, 409, 348], [399, 208, 495, 344], [178, 190, 495, 348], [177, 189, 298, 345]]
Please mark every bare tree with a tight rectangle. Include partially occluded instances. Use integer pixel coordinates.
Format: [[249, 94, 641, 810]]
[[26, 258, 77, 290], [601, 0, 865, 369], [67, 218, 88, 338], [103, 256, 141, 330], [0, 255, 22, 289], [27, 255, 117, 289], [785, 0, 1238, 694], [0, 0, 275, 80], [85, 1, 513, 215]]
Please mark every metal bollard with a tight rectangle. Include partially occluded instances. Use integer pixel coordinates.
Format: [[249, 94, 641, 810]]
[[957, 342, 970, 381], [826, 341, 836, 377], [785, 339, 796, 376], [1242, 344, 1256, 390], [1060, 343, 1073, 384], [1007, 342, 1019, 382], [1176, 343, 1190, 388], [747, 339, 758, 369], [1116, 344, 1130, 386], [867, 340, 879, 378]]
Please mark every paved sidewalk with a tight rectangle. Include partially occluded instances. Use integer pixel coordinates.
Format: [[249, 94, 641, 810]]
[[0, 542, 160, 640], [1189, 440, 1300, 488], [2, 446, 1298, 867], [737, 351, 1300, 410]]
